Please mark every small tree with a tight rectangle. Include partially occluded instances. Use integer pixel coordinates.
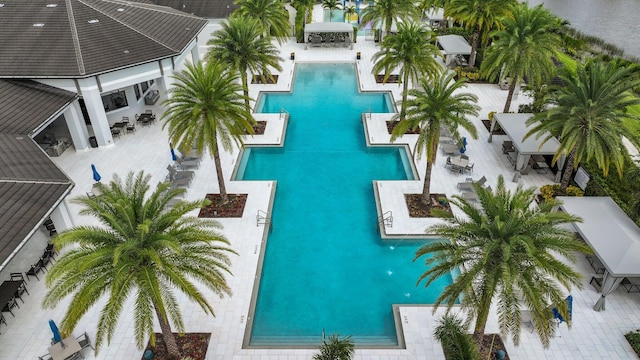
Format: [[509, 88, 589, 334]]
[[313, 334, 355, 360], [433, 314, 481, 360]]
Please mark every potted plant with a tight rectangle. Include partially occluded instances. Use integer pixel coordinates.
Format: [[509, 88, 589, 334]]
[[290, 52, 295, 60]]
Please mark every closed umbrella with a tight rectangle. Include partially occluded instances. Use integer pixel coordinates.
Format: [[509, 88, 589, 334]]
[[460, 137, 468, 154], [170, 143, 177, 161], [49, 319, 63, 346], [91, 164, 101, 182]]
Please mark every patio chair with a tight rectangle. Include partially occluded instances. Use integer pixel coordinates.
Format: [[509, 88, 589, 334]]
[[175, 157, 199, 170], [37, 354, 52, 360], [465, 162, 475, 173], [502, 140, 514, 154], [41, 252, 53, 270], [520, 309, 534, 333], [166, 165, 194, 183], [461, 191, 478, 202], [25, 260, 45, 281], [0, 312, 7, 329], [76, 331, 95, 351], [126, 123, 136, 134], [110, 127, 121, 139], [457, 175, 487, 191], [2, 297, 20, 317], [621, 278, 640, 293], [10, 273, 29, 302]]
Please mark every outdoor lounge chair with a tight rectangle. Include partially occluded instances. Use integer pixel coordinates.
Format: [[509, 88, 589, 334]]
[[461, 191, 478, 202], [457, 175, 487, 191], [440, 143, 460, 155], [166, 165, 194, 183], [176, 157, 199, 170], [520, 309, 535, 333]]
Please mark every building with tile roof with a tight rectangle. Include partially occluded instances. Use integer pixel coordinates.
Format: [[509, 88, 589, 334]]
[[0, 0, 208, 276]]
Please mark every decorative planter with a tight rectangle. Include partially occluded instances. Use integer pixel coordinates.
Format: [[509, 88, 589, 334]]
[[290, 52, 295, 60], [356, 52, 361, 60]]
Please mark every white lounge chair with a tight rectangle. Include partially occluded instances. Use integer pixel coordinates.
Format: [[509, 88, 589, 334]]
[[457, 175, 487, 191]]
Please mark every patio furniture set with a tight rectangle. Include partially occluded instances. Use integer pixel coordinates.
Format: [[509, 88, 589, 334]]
[[307, 32, 351, 47], [0, 273, 28, 332], [39, 331, 93, 360], [445, 154, 474, 174], [109, 116, 136, 139], [162, 147, 202, 208]]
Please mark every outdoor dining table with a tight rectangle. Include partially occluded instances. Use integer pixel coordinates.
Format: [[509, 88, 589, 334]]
[[449, 156, 469, 173], [137, 113, 154, 126], [0, 281, 22, 315], [48, 336, 82, 360]]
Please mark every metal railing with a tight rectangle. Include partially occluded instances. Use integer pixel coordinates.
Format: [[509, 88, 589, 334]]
[[280, 107, 290, 120], [257, 210, 271, 229], [377, 211, 393, 229]]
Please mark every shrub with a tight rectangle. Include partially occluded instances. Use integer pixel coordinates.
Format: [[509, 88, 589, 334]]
[[434, 314, 481, 360], [539, 184, 584, 201], [625, 331, 640, 357]]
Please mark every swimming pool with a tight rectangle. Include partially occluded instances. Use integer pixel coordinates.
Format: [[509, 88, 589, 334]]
[[239, 63, 452, 346]]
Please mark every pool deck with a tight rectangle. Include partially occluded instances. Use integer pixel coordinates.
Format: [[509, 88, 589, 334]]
[[2, 16, 639, 360]]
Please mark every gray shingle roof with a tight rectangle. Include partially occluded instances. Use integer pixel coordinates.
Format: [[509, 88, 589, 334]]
[[0, 84, 74, 268], [0, 0, 208, 78], [153, 0, 237, 19], [0, 80, 77, 135]]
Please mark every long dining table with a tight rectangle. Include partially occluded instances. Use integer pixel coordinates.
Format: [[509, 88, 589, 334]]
[[0, 281, 22, 315]]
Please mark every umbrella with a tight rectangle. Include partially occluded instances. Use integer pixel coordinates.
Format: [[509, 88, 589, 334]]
[[460, 137, 468, 154], [552, 295, 573, 323], [91, 164, 101, 182], [170, 143, 177, 161], [49, 319, 63, 345]]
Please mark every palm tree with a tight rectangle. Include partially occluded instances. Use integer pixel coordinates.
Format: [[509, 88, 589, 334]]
[[208, 16, 284, 112], [234, 0, 292, 44], [42, 172, 237, 359], [524, 60, 640, 194], [445, 0, 516, 69], [322, 0, 341, 21], [162, 61, 254, 203], [390, 72, 479, 208], [292, 0, 315, 24], [481, 3, 561, 113], [372, 22, 443, 121], [343, 4, 357, 23], [433, 314, 481, 360], [359, 0, 417, 38], [415, 175, 592, 348], [313, 334, 355, 360]]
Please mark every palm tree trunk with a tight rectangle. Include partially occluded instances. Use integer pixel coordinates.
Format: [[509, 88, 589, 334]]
[[307, 5, 313, 24], [503, 78, 517, 113], [558, 147, 576, 195], [467, 26, 480, 70], [421, 160, 433, 207], [213, 143, 229, 202], [400, 72, 410, 121], [473, 288, 493, 339], [154, 304, 180, 360], [241, 72, 251, 113]]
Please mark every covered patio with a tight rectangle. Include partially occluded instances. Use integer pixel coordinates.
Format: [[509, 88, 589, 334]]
[[436, 34, 471, 67], [304, 22, 353, 47], [557, 196, 640, 311], [488, 113, 562, 178]]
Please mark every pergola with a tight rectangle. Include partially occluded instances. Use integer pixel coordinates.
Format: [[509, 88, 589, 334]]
[[436, 35, 471, 66], [557, 196, 640, 311], [304, 22, 353, 45], [488, 113, 562, 178]]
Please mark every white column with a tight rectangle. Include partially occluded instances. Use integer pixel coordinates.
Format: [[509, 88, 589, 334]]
[[77, 77, 114, 147], [157, 58, 175, 101], [49, 200, 74, 232], [63, 101, 90, 150], [191, 44, 201, 64]]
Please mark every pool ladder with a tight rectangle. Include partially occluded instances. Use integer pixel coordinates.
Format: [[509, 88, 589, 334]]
[[280, 107, 290, 120], [377, 211, 393, 232], [257, 210, 272, 232]]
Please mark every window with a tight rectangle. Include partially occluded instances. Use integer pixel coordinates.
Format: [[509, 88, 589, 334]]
[[101, 90, 128, 112], [149, 79, 155, 86], [140, 81, 149, 93], [134, 84, 141, 100]]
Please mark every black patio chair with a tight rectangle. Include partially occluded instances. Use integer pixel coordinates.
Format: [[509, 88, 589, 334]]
[[2, 297, 20, 317], [26, 260, 46, 281]]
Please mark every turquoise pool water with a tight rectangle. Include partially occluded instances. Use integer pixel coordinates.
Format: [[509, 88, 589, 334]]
[[239, 63, 452, 346]]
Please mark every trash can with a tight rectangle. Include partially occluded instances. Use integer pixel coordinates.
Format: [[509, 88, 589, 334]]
[[89, 136, 98, 148]]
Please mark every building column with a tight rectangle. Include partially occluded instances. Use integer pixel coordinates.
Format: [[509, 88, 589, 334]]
[[49, 200, 74, 232], [63, 101, 90, 150], [191, 44, 201, 64], [77, 77, 114, 147], [157, 58, 175, 101]]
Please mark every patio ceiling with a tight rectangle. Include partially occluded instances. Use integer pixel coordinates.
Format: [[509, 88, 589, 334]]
[[436, 35, 471, 55], [493, 113, 560, 155]]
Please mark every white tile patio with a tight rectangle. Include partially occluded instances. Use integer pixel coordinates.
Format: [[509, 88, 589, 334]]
[[1, 14, 639, 360]]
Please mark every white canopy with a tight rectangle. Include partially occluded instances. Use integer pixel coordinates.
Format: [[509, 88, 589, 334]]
[[436, 35, 471, 55], [557, 196, 640, 310], [304, 22, 354, 44], [489, 113, 562, 173]]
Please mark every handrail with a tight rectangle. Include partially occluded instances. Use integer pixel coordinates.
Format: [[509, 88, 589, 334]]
[[257, 210, 271, 227], [378, 210, 393, 228], [366, 108, 372, 119], [280, 107, 290, 120]]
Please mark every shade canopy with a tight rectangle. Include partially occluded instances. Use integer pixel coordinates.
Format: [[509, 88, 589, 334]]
[[305, 22, 354, 34], [557, 196, 640, 310], [493, 113, 560, 155], [436, 35, 471, 55]]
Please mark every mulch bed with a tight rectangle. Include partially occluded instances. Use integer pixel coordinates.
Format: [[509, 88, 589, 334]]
[[386, 121, 420, 135], [375, 74, 400, 83], [251, 74, 279, 84], [478, 334, 510, 360], [405, 193, 452, 218], [247, 120, 266, 135], [481, 119, 506, 135], [141, 332, 210, 360], [198, 194, 247, 218]]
